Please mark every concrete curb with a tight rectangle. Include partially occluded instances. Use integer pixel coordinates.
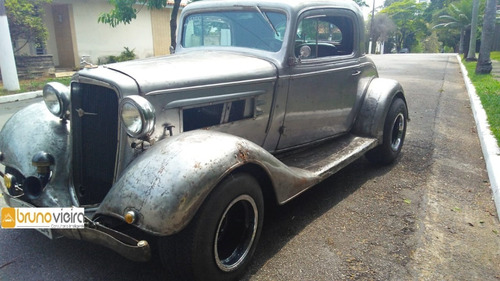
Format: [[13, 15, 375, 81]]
[[457, 55, 500, 220], [0, 90, 42, 104]]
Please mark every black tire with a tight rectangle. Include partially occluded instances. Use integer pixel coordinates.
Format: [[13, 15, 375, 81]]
[[159, 173, 264, 281], [366, 98, 408, 165]]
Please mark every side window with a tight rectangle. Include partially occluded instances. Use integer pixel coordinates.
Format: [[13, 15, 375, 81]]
[[295, 14, 354, 59], [182, 98, 255, 131]]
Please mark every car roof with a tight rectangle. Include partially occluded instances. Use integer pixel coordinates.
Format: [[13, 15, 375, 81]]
[[182, 0, 363, 17]]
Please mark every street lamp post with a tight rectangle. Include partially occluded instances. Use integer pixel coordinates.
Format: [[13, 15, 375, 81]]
[[0, 0, 20, 91], [369, 0, 376, 54]]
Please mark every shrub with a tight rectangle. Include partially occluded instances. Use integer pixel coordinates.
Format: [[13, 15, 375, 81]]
[[106, 47, 136, 63]]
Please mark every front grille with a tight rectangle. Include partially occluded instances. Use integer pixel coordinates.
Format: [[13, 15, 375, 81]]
[[71, 83, 119, 205]]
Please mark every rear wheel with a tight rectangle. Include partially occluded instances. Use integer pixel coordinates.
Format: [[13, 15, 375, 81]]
[[159, 173, 264, 281], [366, 98, 408, 164]]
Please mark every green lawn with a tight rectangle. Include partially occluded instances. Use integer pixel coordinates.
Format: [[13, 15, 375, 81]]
[[491, 51, 500, 62], [0, 76, 72, 96], [463, 51, 500, 147]]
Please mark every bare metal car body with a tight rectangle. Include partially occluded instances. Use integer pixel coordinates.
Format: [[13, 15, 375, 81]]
[[0, 0, 407, 280]]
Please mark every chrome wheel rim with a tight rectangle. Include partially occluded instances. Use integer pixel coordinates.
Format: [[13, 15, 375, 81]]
[[391, 113, 405, 151], [214, 194, 258, 272]]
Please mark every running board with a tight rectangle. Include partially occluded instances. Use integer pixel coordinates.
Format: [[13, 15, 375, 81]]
[[277, 134, 378, 180]]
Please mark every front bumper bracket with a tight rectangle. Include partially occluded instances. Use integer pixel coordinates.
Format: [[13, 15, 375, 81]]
[[2, 194, 151, 262]]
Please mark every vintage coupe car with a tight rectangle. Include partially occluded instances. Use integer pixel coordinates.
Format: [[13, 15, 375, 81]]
[[0, 0, 407, 280]]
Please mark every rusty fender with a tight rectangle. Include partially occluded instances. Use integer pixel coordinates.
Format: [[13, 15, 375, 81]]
[[96, 130, 318, 236], [0, 102, 73, 206], [352, 77, 407, 141]]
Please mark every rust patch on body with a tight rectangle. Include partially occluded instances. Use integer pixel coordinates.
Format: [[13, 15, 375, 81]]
[[236, 143, 250, 162]]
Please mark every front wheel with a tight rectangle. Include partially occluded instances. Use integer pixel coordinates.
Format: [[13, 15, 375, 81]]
[[366, 98, 408, 165], [159, 173, 264, 281]]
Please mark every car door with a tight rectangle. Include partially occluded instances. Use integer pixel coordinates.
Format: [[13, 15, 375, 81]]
[[277, 8, 362, 150]]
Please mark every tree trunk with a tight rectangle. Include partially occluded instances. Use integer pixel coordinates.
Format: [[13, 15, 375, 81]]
[[463, 27, 470, 59], [458, 28, 464, 54], [475, 0, 497, 74], [169, 0, 181, 53], [466, 0, 479, 61]]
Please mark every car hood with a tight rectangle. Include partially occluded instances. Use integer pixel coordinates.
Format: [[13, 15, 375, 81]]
[[102, 50, 278, 94]]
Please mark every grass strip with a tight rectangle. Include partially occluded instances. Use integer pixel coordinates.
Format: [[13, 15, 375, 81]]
[[0, 76, 72, 96], [463, 51, 500, 147]]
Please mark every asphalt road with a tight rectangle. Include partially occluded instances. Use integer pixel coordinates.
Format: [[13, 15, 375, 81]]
[[0, 54, 499, 280]]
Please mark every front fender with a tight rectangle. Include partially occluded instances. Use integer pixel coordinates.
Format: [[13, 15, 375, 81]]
[[0, 102, 72, 206], [352, 78, 406, 140], [96, 130, 317, 236]]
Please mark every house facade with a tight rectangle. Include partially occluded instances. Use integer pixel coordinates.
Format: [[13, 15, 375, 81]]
[[26, 0, 188, 68]]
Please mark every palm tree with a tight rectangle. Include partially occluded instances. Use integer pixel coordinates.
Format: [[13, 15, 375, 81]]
[[433, 0, 474, 54], [466, 0, 480, 60], [475, 0, 498, 74]]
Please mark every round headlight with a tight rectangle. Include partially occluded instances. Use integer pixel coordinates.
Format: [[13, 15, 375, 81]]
[[43, 82, 70, 118], [120, 96, 155, 139]]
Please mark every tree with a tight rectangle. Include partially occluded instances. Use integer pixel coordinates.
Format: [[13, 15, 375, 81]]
[[169, 0, 181, 51], [384, 0, 398, 8], [422, 31, 441, 53], [354, 0, 369, 7], [5, 0, 51, 53], [423, 0, 448, 22], [98, 0, 185, 52], [423, 0, 458, 52], [367, 13, 396, 53], [432, 0, 475, 54], [466, 0, 480, 60], [380, 0, 428, 52], [475, 0, 498, 74]]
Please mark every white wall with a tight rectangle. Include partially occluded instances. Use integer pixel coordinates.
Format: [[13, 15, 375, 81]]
[[44, 3, 59, 65], [55, 0, 155, 64]]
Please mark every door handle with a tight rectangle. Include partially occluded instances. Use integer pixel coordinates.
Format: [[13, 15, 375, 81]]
[[352, 70, 361, 76]]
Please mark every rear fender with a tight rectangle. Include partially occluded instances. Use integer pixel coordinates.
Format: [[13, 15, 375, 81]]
[[96, 130, 317, 236], [352, 78, 407, 140]]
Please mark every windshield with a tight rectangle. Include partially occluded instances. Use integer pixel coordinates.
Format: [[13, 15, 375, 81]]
[[182, 10, 287, 52]]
